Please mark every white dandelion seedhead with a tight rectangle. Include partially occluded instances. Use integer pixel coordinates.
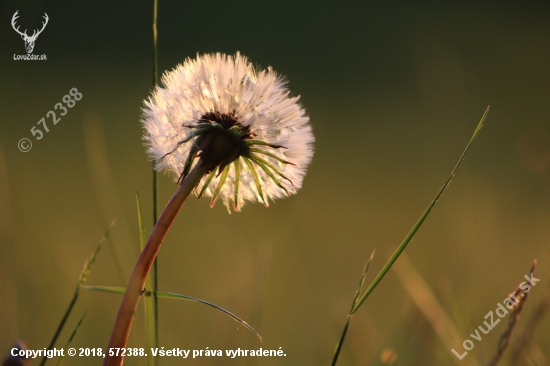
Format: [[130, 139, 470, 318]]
[[142, 52, 314, 211]]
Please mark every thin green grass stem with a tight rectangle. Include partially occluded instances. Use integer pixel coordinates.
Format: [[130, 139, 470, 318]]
[[39, 289, 78, 366], [55, 309, 89, 366], [137, 192, 155, 366], [39, 223, 114, 366], [152, 0, 160, 355], [351, 106, 489, 315], [331, 250, 374, 366], [85, 286, 261, 340]]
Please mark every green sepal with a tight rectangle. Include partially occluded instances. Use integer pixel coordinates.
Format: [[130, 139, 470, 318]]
[[233, 158, 241, 211], [249, 147, 295, 165], [210, 164, 230, 207], [249, 154, 290, 196], [248, 153, 294, 186], [242, 156, 267, 206], [197, 169, 216, 199], [245, 139, 285, 149]]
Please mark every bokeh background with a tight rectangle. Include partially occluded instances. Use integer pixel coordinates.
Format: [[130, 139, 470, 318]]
[[1, 1, 550, 365]]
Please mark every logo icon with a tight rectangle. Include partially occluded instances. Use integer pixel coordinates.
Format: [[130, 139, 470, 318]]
[[11, 11, 49, 54]]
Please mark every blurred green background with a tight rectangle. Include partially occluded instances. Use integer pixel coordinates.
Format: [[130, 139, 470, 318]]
[[1, 1, 550, 365]]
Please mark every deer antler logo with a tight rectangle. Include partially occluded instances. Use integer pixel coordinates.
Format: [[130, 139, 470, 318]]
[[11, 11, 49, 54]]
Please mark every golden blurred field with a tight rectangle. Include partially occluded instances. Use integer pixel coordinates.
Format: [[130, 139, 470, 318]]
[[1, 1, 549, 365]]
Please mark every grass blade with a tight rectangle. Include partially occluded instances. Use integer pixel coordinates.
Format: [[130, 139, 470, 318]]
[[152, 0, 160, 353], [136, 192, 147, 249], [79, 220, 116, 287], [137, 191, 155, 366], [56, 309, 88, 366], [351, 106, 489, 314], [331, 250, 375, 366], [84, 286, 261, 340], [39, 221, 115, 366]]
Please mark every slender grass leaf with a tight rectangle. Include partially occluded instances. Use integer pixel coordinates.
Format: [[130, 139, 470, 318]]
[[331, 250, 375, 366], [152, 0, 160, 354], [55, 309, 88, 366], [79, 220, 115, 287], [136, 191, 155, 366], [351, 106, 489, 314], [39, 221, 115, 366], [84, 286, 261, 340]]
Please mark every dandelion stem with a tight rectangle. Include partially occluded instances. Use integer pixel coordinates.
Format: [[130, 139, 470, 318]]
[[103, 162, 208, 366]]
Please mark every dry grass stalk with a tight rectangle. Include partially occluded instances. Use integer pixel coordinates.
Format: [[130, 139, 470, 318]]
[[509, 287, 549, 364], [393, 252, 480, 366], [487, 260, 537, 366]]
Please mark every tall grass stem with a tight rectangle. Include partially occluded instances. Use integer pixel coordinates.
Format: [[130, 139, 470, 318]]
[[137, 192, 156, 366], [55, 309, 89, 366], [39, 222, 114, 366], [151, 0, 160, 353], [330, 250, 374, 366]]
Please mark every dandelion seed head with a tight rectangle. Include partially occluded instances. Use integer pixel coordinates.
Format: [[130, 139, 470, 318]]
[[142, 52, 314, 211]]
